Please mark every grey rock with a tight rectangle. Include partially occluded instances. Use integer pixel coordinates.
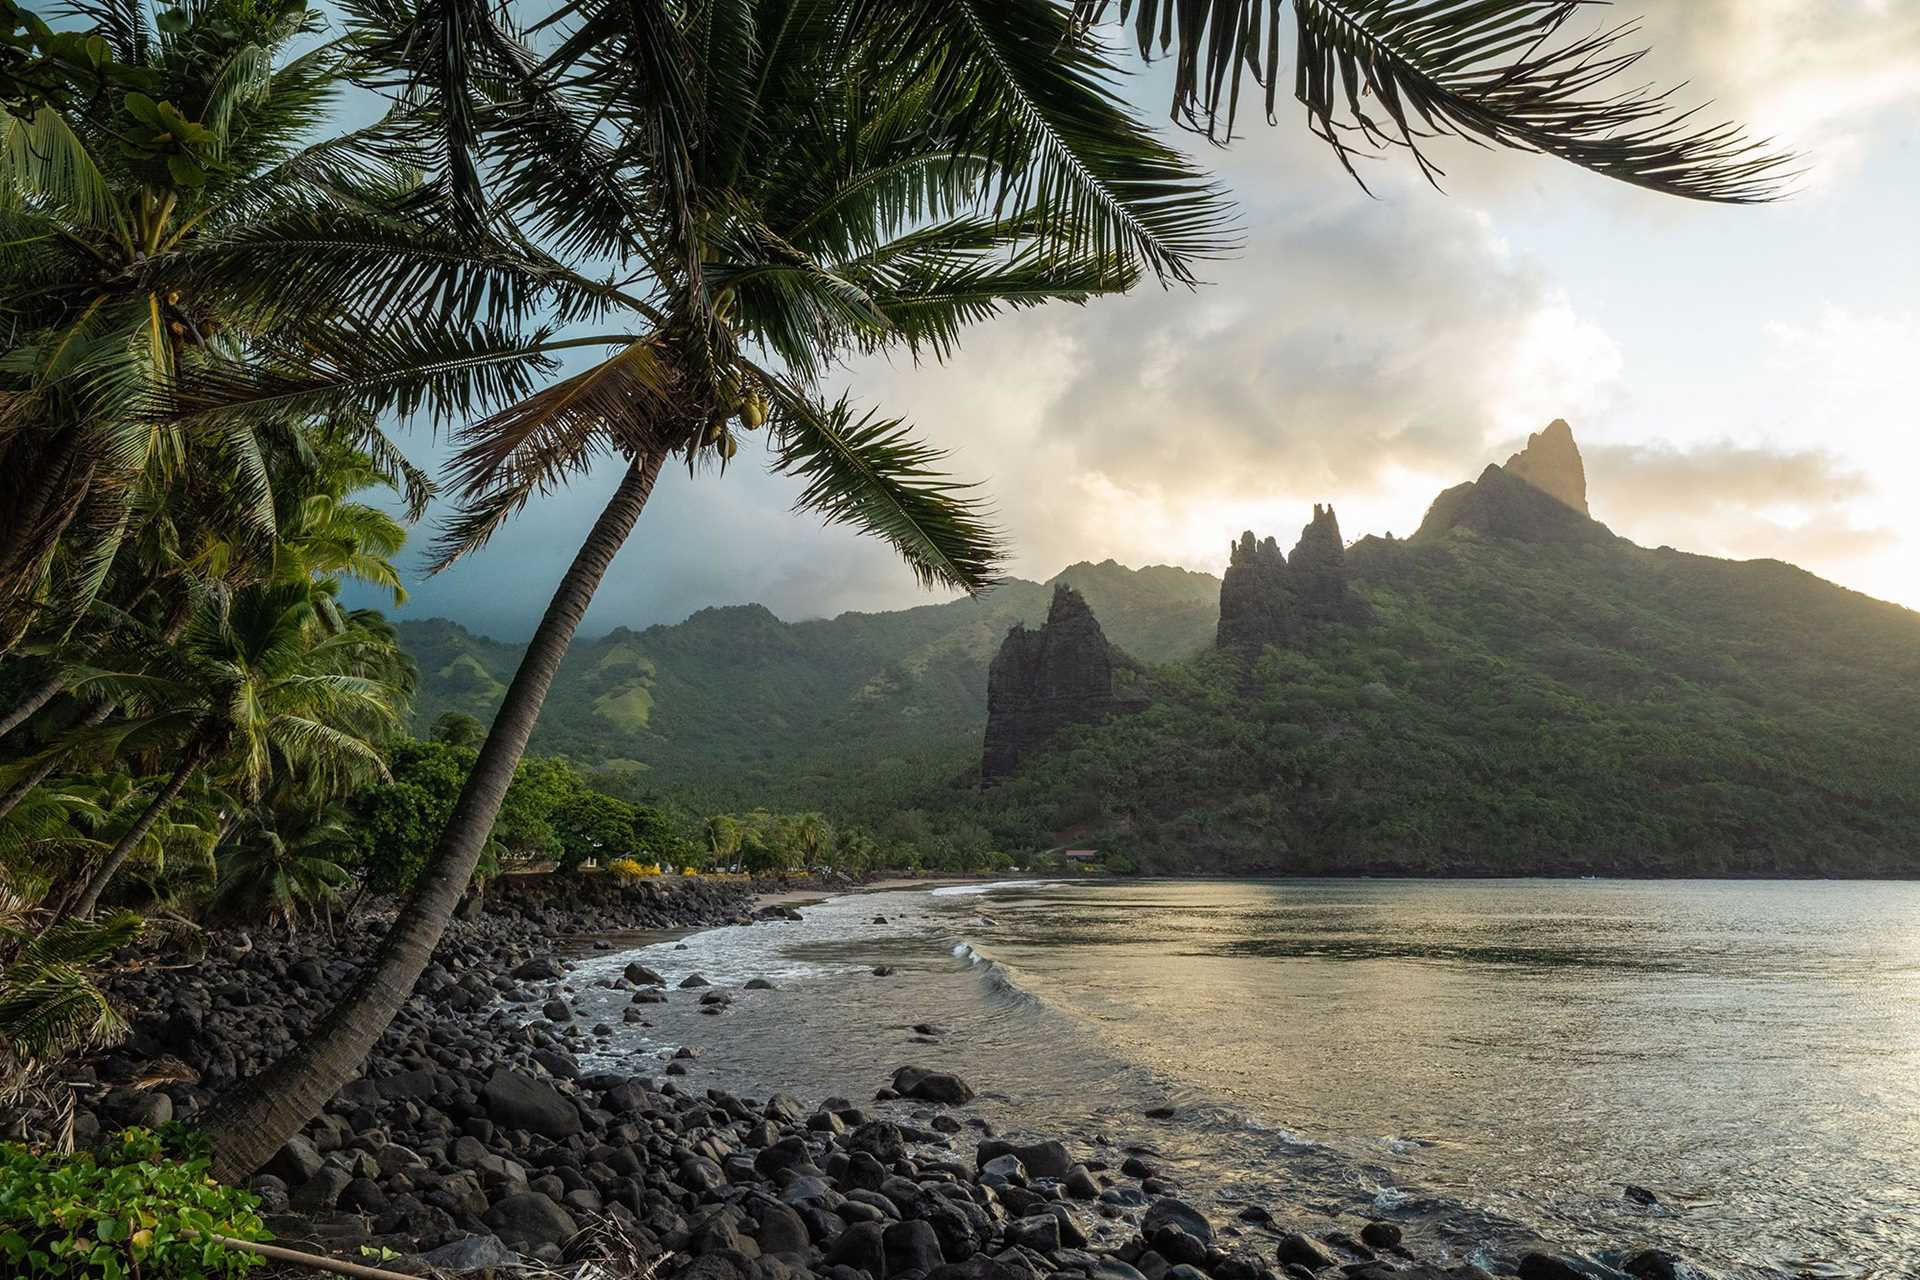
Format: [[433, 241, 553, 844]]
[[486, 1191, 579, 1248], [1143, 1199, 1213, 1246], [419, 1234, 520, 1272], [481, 1067, 582, 1139]]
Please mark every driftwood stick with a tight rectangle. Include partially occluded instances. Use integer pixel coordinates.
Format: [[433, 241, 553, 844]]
[[190, 1231, 427, 1280]]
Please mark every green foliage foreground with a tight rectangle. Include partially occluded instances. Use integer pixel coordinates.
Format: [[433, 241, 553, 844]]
[[0, 1129, 265, 1279]]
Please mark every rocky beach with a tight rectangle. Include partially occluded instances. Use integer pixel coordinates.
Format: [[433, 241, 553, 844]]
[[42, 876, 1718, 1280]]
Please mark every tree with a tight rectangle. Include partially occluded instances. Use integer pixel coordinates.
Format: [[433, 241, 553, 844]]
[[54, 583, 404, 918], [551, 788, 637, 870], [0, 0, 614, 652], [212, 801, 354, 933], [429, 712, 484, 750], [191, 0, 1786, 1180]]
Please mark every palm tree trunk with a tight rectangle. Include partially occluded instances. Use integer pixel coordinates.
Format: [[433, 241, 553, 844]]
[[199, 454, 665, 1182], [0, 671, 63, 740], [0, 699, 117, 824], [67, 746, 204, 919]]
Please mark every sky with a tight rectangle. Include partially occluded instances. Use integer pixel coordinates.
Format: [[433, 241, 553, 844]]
[[354, 1, 1920, 640]]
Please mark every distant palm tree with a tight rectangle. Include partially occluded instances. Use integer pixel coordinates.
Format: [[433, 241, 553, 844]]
[[212, 802, 354, 935], [54, 583, 402, 918]]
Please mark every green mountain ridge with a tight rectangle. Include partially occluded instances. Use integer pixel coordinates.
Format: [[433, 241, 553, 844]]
[[401, 453, 1920, 876], [398, 559, 1222, 800]]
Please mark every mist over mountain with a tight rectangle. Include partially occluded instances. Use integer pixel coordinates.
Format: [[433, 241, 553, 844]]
[[401, 424, 1920, 876]]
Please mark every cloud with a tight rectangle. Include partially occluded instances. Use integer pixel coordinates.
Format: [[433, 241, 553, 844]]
[[352, 2, 1920, 638], [1587, 440, 1896, 566], [835, 183, 1628, 579]]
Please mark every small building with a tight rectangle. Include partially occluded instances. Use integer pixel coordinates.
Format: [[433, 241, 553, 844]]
[[1062, 849, 1100, 864]]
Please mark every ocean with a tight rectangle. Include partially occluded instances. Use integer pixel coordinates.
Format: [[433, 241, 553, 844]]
[[535, 877, 1920, 1280]]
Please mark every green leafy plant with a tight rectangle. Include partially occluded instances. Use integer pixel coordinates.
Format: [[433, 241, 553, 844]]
[[0, 1127, 266, 1278]]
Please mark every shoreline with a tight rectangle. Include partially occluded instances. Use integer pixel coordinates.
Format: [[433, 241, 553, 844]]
[[49, 876, 1697, 1280]]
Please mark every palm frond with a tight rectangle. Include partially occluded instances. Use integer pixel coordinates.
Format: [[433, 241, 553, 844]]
[[428, 338, 679, 569], [764, 378, 1003, 594], [1, 106, 124, 234], [853, 0, 1237, 284], [1070, 0, 1793, 201]]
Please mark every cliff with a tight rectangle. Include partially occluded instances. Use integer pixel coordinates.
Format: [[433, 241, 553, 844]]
[[1216, 506, 1366, 652], [1416, 464, 1616, 546], [1216, 531, 1292, 650], [1289, 504, 1367, 624], [981, 585, 1139, 784], [1503, 418, 1588, 513]]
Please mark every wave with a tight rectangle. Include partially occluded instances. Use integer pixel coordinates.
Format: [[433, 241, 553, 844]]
[[929, 879, 1063, 897]]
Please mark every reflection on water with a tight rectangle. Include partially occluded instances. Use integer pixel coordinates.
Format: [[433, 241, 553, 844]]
[[539, 878, 1920, 1280]]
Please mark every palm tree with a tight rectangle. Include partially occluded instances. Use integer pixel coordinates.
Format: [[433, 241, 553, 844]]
[[0, 0, 608, 652], [212, 801, 354, 935], [0, 427, 418, 824], [191, 0, 1786, 1179], [51, 583, 403, 918], [192, 0, 1233, 1177]]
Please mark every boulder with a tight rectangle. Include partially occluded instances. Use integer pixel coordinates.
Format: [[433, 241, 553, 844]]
[[884, 1219, 945, 1276], [891, 1066, 975, 1105], [420, 1234, 520, 1271], [481, 1067, 583, 1139], [1274, 1235, 1334, 1272], [1143, 1199, 1212, 1246], [485, 1191, 579, 1249], [1519, 1256, 1632, 1280]]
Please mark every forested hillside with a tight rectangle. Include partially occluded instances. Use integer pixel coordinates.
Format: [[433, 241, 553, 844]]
[[403, 435, 1920, 877], [967, 526, 1920, 876], [399, 559, 1220, 803]]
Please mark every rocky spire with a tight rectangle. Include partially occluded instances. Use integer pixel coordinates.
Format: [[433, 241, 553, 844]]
[[1503, 419, 1588, 514], [981, 585, 1136, 784], [1217, 530, 1292, 651], [1289, 505, 1364, 624]]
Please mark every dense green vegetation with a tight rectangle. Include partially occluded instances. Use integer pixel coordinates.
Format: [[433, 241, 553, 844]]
[[0, 1129, 266, 1279], [401, 559, 1221, 807], [407, 493, 1920, 878]]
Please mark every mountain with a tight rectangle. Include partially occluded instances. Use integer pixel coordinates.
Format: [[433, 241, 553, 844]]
[[402, 421, 1920, 876], [398, 559, 1220, 804], [964, 425, 1920, 876]]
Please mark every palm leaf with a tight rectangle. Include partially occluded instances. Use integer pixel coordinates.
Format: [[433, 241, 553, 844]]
[[428, 338, 679, 569], [851, 0, 1237, 284], [763, 378, 1003, 594], [1070, 0, 1793, 201]]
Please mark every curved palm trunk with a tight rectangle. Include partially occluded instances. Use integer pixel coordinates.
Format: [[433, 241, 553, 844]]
[[0, 700, 117, 824], [199, 454, 665, 1182], [66, 745, 204, 919], [0, 672, 63, 740]]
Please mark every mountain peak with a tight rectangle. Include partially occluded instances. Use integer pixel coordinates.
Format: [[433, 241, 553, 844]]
[[1503, 418, 1588, 514]]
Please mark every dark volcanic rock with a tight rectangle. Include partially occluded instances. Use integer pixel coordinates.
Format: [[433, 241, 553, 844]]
[[485, 1191, 578, 1249], [1142, 1198, 1212, 1245], [1416, 459, 1613, 547], [481, 1067, 582, 1139], [1504, 418, 1589, 514], [1216, 531, 1293, 651], [891, 1065, 975, 1105], [980, 584, 1143, 783], [1287, 505, 1366, 626], [1518, 1254, 1632, 1280], [1216, 506, 1366, 655]]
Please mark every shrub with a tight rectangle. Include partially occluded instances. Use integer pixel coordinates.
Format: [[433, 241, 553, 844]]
[[0, 1128, 267, 1278], [607, 858, 662, 878]]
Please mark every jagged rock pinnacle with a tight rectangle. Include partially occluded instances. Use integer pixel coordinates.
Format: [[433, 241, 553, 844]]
[[1503, 419, 1588, 514], [981, 585, 1139, 784]]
